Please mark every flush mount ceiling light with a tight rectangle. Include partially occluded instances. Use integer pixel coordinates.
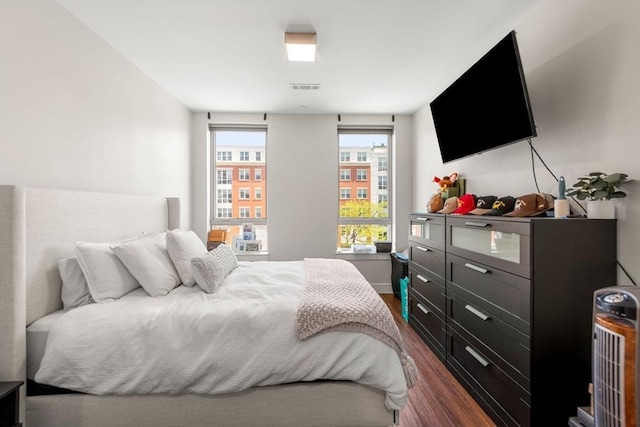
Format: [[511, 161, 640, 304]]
[[284, 32, 317, 62]]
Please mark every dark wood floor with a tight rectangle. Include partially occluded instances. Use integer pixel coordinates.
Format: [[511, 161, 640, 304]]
[[381, 294, 496, 427]]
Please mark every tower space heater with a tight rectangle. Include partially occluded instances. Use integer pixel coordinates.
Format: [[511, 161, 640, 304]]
[[593, 287, 640, 427]]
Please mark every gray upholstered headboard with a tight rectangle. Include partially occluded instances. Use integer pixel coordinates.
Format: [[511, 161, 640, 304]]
[[0, 185, 179, 384]]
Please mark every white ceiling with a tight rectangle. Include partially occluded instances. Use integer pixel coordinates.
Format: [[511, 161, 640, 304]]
[[58, 0, 539, 115]]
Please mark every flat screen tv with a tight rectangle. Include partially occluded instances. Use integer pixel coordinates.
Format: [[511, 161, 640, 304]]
[[430, 31, 536, 163]]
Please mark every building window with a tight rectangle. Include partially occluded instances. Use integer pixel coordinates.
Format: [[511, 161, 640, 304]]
[[217, 189, 232, 204], [378, 157, 388, 171], [217, 151, 232, 161], [378, 176, 388, 190], [211, 127, 268, 252], [340, 169, 351, 181], [217, 169, 232, 185], [340, 152, 350, 162], [217, 208, 232, 218], [337, 128, 392, 252]]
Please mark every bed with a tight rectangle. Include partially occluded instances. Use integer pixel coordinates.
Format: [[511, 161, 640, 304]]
[[0, 185, 408, 427]]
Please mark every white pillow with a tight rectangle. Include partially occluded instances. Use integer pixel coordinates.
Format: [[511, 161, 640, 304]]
[[111, 232, 180, 297], [58, 256, 94, 310], [191, 244, 238, 294], [75, 240, 140, 303], [166, 229, 208, 287]]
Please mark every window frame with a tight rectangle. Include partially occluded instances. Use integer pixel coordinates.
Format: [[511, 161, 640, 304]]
[[337, 127, 392, 252]]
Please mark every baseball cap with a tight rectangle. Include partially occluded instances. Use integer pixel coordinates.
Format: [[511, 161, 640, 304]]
[[504, 194, 548, 217], [427, 193, 444, 213], [468, 195, 497, 215], [451, 194, 477, 215], [484, 196, 517, 216], [437, 196, 459, 214]]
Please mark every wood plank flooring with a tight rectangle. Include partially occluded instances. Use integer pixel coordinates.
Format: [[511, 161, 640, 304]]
[[381, 294, 496, 427]]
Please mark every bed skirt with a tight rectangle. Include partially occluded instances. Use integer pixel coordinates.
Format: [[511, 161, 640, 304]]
[[26, 381, 397, 427]]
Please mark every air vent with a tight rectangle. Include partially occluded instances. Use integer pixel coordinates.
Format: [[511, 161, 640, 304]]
[[290, 83, 321, 90]]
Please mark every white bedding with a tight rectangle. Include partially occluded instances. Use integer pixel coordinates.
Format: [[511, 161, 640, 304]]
[[35, 261, 408, 409]]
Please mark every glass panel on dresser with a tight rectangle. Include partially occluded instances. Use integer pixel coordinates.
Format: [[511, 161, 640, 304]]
[[410, 218, 444, 242], [450, 226, 521, 264]]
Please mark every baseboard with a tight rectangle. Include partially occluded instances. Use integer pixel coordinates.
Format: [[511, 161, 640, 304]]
[[372, 283, 392, 294]]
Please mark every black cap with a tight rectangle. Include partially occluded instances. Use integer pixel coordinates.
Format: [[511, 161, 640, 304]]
[[484, 196, 517, 216]]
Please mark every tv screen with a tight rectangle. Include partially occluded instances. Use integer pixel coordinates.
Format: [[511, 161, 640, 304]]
[[430, 31, 536, 163]]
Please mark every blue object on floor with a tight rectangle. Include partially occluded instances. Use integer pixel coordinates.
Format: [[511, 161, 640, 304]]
[[400, 276, 409, 322]]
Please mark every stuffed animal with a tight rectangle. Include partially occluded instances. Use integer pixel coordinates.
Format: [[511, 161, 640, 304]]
[[433, 172, 459, 194]]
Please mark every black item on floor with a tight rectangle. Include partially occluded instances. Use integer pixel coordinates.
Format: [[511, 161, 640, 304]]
[[390, 253, 408, 299]]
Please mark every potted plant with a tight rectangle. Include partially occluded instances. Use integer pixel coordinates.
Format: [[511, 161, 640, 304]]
[[565, 172, 629, 218]]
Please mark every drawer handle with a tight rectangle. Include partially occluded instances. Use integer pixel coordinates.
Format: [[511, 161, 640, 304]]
[[465, 346, 490, 367], [464, 263, 489, 274], [416, 217, 429, 221], [417, 303, 431, 315], [416, 246, 429, 252], [465, 304, 490, 321], [464, 221, 490, 228], [416, 274, 430, 283]]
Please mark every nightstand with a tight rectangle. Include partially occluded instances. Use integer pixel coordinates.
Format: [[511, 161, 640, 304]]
[[0, 381, 23, 427]]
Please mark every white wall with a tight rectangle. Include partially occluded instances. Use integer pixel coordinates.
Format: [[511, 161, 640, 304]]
[[191, 113, 413, 286], [413, 0, 640, 286], [0, 1, 192, 227]]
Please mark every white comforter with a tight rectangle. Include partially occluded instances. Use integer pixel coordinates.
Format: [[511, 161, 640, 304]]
[[36, 261, 408, 409]]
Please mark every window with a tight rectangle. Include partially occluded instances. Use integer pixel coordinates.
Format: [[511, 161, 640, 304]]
[[217, 151, 232, 161], [217, 169, 232, 184], [337, 128, 392, 252], [340, 169, 351, 181], [378, 176, 388, 190], [217, 189, 232, 204], [378, 157, 388, 171], [340, 152, 350, 162], [211, 128, 268, 252]]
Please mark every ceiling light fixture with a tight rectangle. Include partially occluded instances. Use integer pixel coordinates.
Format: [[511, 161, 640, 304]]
[[284, 32, 317, 62]]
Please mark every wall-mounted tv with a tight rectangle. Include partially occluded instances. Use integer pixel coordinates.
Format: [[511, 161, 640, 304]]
[[430, 31, 537, 163]]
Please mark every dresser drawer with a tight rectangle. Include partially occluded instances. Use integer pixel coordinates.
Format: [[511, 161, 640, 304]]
[[446, 216, 531, 279], [409, 265, 445, 315], [447, 252, 531, 334], [448, 329, 531, 427], [448, 291, 530, 382], [409, 242, 445, 280], [409, 214, 445, 250], [409, 289, 446, 350]]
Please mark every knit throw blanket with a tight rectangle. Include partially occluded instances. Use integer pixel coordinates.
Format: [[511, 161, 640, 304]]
[[296, 258, 418, 388]]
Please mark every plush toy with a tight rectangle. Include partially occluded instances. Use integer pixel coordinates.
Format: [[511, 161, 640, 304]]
[[433, 172, 459, 194]]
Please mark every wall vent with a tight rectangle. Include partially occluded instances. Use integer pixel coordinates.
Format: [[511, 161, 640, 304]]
[[290, 83, 321, 90]]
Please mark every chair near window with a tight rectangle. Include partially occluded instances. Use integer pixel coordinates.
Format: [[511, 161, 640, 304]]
[[207, 229, 227, 251]]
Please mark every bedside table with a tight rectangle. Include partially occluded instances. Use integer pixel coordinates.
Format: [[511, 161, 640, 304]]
[[0, 381, 23, 427]]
